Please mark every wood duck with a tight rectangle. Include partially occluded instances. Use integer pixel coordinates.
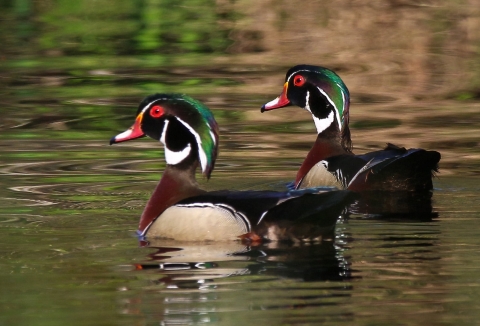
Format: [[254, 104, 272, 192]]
[[261, 65, 441, 192], [110, 93, 355, 242]]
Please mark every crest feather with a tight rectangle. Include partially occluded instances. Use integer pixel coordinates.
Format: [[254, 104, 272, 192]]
[[176, 95, 219, 178], [292, 65, 352, 152]]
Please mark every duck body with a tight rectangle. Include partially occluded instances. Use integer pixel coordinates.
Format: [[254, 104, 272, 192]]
[[261, 65, 440, 192], [145, 189, 354, 241], [299, 142, 440, 192], [111, 93, 354, 242]]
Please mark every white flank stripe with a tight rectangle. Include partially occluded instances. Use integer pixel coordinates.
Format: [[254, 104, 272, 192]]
[[348, 158, 375, 187], [257, 211, 268, 226]]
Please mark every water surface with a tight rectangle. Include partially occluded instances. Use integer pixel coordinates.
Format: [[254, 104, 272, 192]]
[[1, 1, 480, 325]]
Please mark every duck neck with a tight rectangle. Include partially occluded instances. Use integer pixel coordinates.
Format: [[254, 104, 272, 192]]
[[295, 123, 348, 187], [138, 161, 205, 232]]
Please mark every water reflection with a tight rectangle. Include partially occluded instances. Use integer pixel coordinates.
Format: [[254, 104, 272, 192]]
[[351, 190, 437, 220], [119, 214, 445, 325], [140, 239, 352, 281], [125, 239, 354, 324], [2, 0, 480, 324]]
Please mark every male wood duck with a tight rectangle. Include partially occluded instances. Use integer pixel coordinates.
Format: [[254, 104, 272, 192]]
[[110, 93, 354, 242], [261, 65, 441, 192]]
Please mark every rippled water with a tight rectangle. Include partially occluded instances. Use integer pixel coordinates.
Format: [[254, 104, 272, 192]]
[[2, 1, 480, 325]]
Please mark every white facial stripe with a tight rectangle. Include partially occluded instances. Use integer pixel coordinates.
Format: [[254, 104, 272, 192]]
[[316, 87, 342, 130], [307, 89, 335, 134], [210, 130, 217, 146], [160, 119, 192, 165], [140, 96, 215, 173], [175, 116, 209, 174], [141, 99, 160, 114], [287, 69, 344, 130], [286, 69, 311, 82], [159, 119, 169, 144], [313, 110, 334, 134], [305, 91, 312, 113]]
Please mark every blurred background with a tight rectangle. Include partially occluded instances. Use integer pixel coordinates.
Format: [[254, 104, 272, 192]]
[[2, 0, 480, 174], [1, 1, 480, 325]]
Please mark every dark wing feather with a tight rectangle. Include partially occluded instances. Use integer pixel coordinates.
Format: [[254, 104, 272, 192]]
[[256, 190, 356, 241], [176, 188, 329, 226], [322, 143, 440, 191], [348, 144, 441, 191]]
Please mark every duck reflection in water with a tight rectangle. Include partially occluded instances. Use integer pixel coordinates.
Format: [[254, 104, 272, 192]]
[[351, 190, 438, 220], [134, 239, 354, 288], [121, 239, 355, 324]]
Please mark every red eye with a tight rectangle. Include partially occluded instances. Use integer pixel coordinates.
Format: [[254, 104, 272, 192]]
[[150, 105, 164, 118], [293, 75, 305, 87]]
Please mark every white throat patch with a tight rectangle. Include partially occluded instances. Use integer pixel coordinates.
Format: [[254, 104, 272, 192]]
[[317, 87, 342, 131], [160, 119, 192, 165], [305, 90, 336, 135], [312, 110, 335, 135]]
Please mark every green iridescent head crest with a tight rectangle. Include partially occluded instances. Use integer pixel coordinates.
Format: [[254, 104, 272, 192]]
[[134, 93, 219, 178], [286, 65, 352, 152], [175, 94, 219, 179]]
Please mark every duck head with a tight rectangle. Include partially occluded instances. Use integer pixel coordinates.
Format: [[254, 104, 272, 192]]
[[262, 65, 352, 152], [110, 93, 219, 178]]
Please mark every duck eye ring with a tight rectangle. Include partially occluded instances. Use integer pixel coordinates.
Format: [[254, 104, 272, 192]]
[[293, 75, 305, 87], [150, 105, 164, 118]]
